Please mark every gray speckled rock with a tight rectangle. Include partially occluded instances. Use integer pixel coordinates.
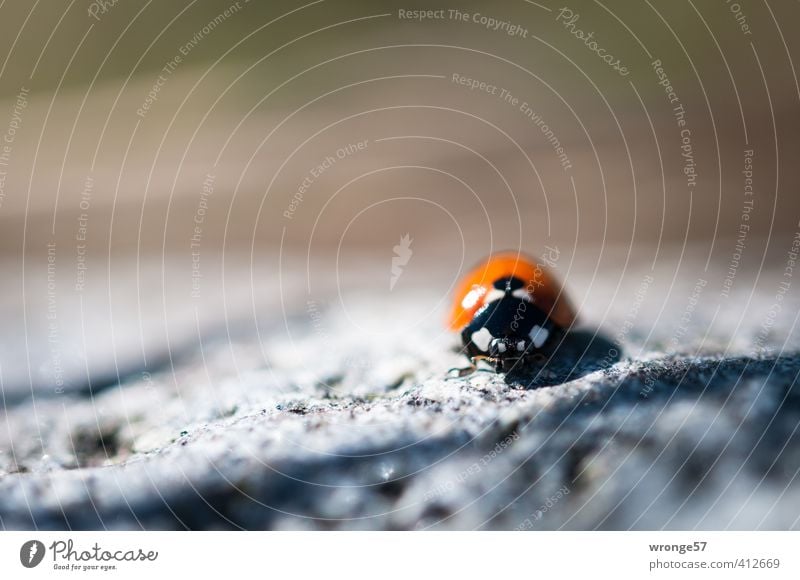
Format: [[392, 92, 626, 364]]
[[1, 258, 800, 530]]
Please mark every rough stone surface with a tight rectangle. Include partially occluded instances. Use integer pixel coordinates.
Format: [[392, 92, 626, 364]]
[[1, 261, 800, 530]]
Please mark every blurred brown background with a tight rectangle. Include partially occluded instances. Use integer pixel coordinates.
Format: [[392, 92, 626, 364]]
[[0, 0, 797, 257]]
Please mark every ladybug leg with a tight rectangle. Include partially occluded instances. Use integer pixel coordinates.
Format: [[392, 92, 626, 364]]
[[495, 357, 520, 373], [447, 356, 496, 378], [474, 357, 499, 374], [470, 355, 503, 374], [447, 363, 476, 378]]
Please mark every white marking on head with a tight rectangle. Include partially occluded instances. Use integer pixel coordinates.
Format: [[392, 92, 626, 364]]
[[493, 339, 507, 353], [516, 341, 526, 351], [470, 327, 494, 352], [511, 288, 533, 302], [484, 288, 505, 303], [529, 325, 549, 348]]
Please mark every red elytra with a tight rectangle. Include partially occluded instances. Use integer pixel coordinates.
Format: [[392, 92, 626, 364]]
[[448, 251, 576, 332]]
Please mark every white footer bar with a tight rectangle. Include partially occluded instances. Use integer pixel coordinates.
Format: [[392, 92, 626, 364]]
[[1, 531, 797, 579]]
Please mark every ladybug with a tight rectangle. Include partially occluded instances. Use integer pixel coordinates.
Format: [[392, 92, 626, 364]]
[[448, 251, 576, 373]]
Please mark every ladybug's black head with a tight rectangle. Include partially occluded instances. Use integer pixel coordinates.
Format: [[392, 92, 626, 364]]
[[461, 276, 554, 370]]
